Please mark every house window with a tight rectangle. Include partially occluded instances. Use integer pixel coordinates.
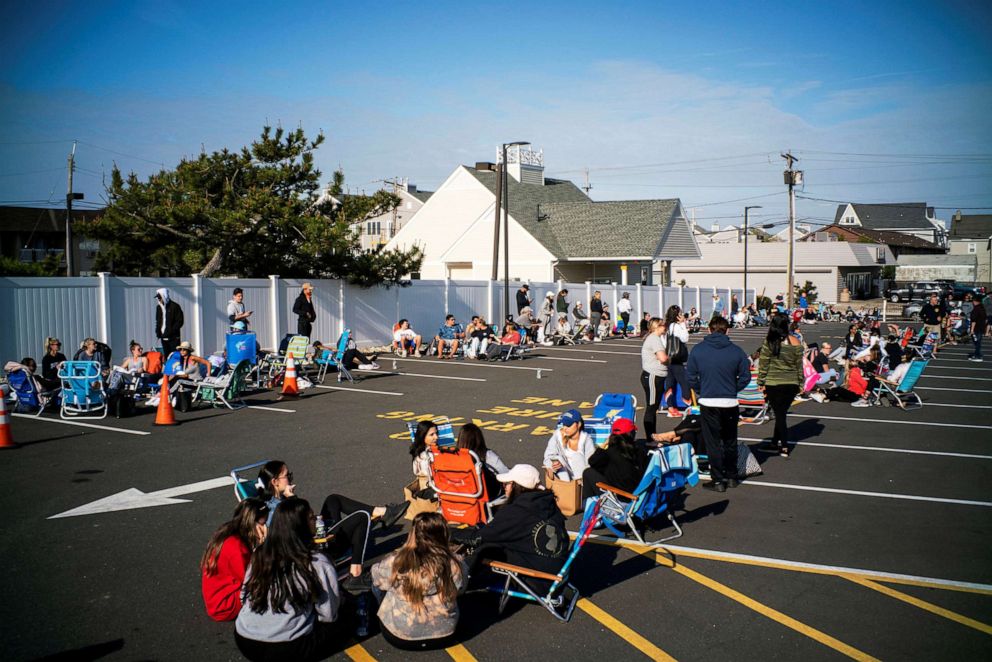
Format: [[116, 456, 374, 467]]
[[366, 221, 381, 236], [842, 216, 855, 225], [968, 242, 977, 254]]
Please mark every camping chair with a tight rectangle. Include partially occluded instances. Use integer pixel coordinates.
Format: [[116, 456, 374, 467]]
[[231, 460, 271, 501], [5, 366, 58, 416], [314, 329, 354, 384], [193, 360, 252, 409], [873, 359, 927, 411], [485, 497, 603, 623], [593, 392, 637, 421], [58, 361, 107, 419], [428, 447, 500, 526], [737, 369, 770, 425], [594, 443, 699, 547], [261, 334, 311, 381], [406, 416, 457, 448], [907, 332, 938, 360]]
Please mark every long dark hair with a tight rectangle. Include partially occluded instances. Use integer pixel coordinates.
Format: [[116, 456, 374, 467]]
[[765, 315, 790, 357], [243, 497, 319, 614], [410, 420, 438, 459], [200, 498, 268, 575], [388, 512, 462, 614], [664, 305, 681, 326], [457, 423, 489, 457], [257, 460, 286, 500], [607, 430, 641, 467]]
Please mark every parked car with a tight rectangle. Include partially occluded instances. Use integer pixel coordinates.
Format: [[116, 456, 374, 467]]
[[901, 302, 922, 320], [885, 281, 950, 303], [951, 283, 987, 301]]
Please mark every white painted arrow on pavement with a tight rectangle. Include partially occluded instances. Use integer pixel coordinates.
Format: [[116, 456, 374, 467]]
[[48, 475, 234, 519]]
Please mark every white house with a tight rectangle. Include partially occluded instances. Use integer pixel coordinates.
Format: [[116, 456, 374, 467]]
[[833, 202, 946, 247], [670, 241, 895, 302], [385, 146, 700, 284]]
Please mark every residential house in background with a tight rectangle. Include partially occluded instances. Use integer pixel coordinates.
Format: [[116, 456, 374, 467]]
[[384, 146, 700, 284], [0, 206, 102, 275], [317, 180, 433, 252], [946, 210, 992, 283], [801, 224, 944, 259], [833, 202, 947, 247], [693, 222, 778, 244]]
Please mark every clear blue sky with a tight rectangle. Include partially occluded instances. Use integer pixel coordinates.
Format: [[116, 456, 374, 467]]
[[1, 0, 990, 229]]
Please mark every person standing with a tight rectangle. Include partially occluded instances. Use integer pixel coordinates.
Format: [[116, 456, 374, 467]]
[[919, 294, 943, 356], [686, 316, 751, 493], [589, 291, 604, 342], [293, 282, 316, 338], [516, 284, 531, 315], [757, 315, 804, 457], [227, 287, 253, 331], [711, 294, 725, 320], [538, 291, 555, 345], [555, 289, 569, 320], [617, 292, 633, 338], [639, 317, 669, 439], [154, 288, 184, 357], [663, 305, 690, 417], [969, 299, 988, 362]]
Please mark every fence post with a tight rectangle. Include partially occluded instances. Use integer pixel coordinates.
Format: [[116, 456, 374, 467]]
[[636, 284, 643, 322], [97, 272, 111, 346], [339, 280, 345, 338], [678, 284, 684, 310], [658, 285, 665, 320], [487, 279, 494, 322], [585, 281, 592, 309], [611, 282, 619, 321], [268, 275, 280, 350], [696, 287, 701, 314], [191, 274, 204, 355], [444, 277, 450, 315]]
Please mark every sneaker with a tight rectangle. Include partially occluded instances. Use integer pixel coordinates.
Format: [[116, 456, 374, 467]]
[[667, 407, 683, 418], [379, 501, 410, 529], [414, 349, 422, 357], [793, 395, 809, 403], [969, 357, 983, 362], [357, 363, 374, 371], [593, 337, 602, 342], [851, 399, 871, 407], [810, 392, 826, 403], [397, 348, 406, 357]]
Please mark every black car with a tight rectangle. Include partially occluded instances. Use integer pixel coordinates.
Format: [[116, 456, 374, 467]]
[[951, 283, 987, 301], [885, 281, 951, 303]]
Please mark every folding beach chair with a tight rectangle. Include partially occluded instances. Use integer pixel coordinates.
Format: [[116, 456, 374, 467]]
[[5, 366, 58, 416], [314, 329, 354, 384], [907, 332, 938, 360], [406, 416, 456, 448], [261, 334, 310, 382], [58, 361, 107, 419], [592, 393, 637, 421], [230, 460, 271, 501], [193, 360, 252, 410], [873, 359, 927, 411], [428, 447, 500, 526], [485, 497, 602, 623], [737, 368, 770, 425], [594, 443, 699, 546]]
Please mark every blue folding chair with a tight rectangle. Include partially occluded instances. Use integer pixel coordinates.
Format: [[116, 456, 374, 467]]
[[406, 416, 456, 448], [6, 368, 58, 416], [230, 460, 270, 501], [873, 359, 927, 411], [586, 392, 638, 447], [58, 361, 107, 419], [486, 497, 603, 622], [315, 329, 354, 383], [595, 443, 699, 546]]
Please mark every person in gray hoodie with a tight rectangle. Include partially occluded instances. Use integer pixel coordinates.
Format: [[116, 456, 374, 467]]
[[686, 316, 751, 493], [154, 288, 184, 357]]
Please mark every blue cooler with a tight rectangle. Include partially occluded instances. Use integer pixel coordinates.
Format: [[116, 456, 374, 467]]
[[226, 332, 257, 366]]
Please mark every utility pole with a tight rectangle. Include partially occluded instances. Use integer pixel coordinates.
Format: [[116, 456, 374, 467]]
[[65, 141, 77, 277], [782, 152, 802, 308], [503, 152, 510, 321], [743, 205, 763, 305], [490, 159, 503, 281]]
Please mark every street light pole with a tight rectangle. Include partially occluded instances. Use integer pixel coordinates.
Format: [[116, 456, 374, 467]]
[[743, 205, 762, 305], [501, 141, 530, 322]]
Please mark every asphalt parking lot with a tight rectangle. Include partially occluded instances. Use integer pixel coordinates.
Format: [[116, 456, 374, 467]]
[[2, 322, 990, 661]]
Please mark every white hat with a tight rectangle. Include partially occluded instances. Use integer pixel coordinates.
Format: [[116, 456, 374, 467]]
[[496, 464, 542, 490], [545, 291, 554, 298]]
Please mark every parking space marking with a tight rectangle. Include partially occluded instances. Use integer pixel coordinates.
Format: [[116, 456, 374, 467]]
[[657, 556, 880, 661], [789, 413, 992, 430], [533, 356, 608, 363], [315, 385, 405, 396], [916, 402, 992, 409], [921, 375, 992, 382], [743, 480, 992, 507], [538, 347, 640, 356], [391, 357, 551, 372], [446, 643, 478, 661], [918, 386, 992, 393], [737, 436, 992, 460], [578, 536, 992, 594], [11, 414, 151, 436], [344, 643, 377, 661], [841, 575, 992, 636], [923, 365, 990, 372], [245, 405, 296, 413], [383, 371, 486, 382], [576, 598, 677, 661]]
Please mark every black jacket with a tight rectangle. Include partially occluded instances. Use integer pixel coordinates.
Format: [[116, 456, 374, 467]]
[[590, 298, 603, 314], [293, 292, 316, 323], [479, 490, 568, 575], [516, 290, 530, 314], [155, 301, 184, 339], [587, 442, 648, 494]]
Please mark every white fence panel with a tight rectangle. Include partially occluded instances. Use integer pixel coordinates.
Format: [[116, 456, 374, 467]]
[[344, 284, 399, 346], [203, 278, 271, 355], [398, 281, 445, 343], [449, 280, 493, 325], [114, 276, 195, 357], [2, 277, 102, 361], [663, 287, 682, 313], [277, 279, 342, 346]]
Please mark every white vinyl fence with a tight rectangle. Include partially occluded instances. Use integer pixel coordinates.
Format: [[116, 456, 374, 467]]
[[1, 274, 751, 362]]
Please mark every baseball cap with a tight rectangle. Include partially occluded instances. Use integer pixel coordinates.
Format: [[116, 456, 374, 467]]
[[558, 409, 583, 427], [610, 417, 637, 436], [496, 464, 542, 490]]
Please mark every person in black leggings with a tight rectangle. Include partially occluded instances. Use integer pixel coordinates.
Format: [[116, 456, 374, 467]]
[[757, 316, 803, 456], [639, 317, 670, 438]]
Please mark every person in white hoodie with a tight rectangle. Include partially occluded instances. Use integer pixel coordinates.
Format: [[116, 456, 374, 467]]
[[542, 409, 595, 481], [154, 288, 184, 357]]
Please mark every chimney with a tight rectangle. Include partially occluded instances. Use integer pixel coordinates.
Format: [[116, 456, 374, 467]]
[[475, 162, 496, 172], [711, 222, 720, 232], [501, 145, 545, 185]]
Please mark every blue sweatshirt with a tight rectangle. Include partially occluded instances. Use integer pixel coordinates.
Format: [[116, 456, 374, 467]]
[[686, 333, 751, 399]]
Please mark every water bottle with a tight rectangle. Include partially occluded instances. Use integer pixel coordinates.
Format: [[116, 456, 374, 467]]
[[355, 593, 369, 637], [314, 515, 326, 549]]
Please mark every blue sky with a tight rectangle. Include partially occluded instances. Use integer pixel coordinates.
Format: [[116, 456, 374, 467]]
[[1, 0, 990, 229]]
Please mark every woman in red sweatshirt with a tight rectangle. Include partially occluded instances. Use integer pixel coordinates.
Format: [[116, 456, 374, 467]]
[[201, 498, 269, 621]]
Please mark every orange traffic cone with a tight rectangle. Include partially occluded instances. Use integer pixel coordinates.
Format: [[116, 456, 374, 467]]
[[154, 375, 178, 426], [281, 353, 300, 398], [0, 385, 17, 449]]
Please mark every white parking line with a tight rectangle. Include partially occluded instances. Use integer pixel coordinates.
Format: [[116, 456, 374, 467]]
[[924, 365, 991, 372], [315, 385, 404, 396], [383, 371, 486, 382], [917, 386, 992, 393], [742, 480, 992, 508], [245, 405, 296, 413], [11, 414, 151, 436], [390, 357, 550, 372], [738, 437, 992, 460], [533, 356, 608, 364], [921, 375, 992, 382], [918, 402, 992, 409], [789, 413, 992, 430], [537, 347, 640, 356]]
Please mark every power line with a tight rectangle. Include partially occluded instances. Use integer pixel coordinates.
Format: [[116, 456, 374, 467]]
[[76, 140, 166, 167], [795, 194, 992, 210], [548, 151, 775, 175], [686, 191, 787, 208]]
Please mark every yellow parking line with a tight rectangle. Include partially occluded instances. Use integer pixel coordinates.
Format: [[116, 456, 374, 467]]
[[446, 643, 479, 661], [842, 575, 992, 635], [344, 643, 377, 661], [576, 598, 678, 661], [654, 554, 880, 662]]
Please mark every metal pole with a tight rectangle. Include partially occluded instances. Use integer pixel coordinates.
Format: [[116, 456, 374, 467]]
[[490, 160, 502, 281], [744, 206, 749, 302], [503, 145, 511, 322], [65, 141, 76, 277], [788, 181, 795, 308]]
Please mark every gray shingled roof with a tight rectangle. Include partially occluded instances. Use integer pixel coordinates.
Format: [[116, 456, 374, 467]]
[[411, 190, 433, 204], [949, 214, 992, 239], [833, 202, 935, 230], [465, 168, 699, 260]]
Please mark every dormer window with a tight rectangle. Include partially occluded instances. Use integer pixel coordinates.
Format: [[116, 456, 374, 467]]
[[842, 215, 855, 225]]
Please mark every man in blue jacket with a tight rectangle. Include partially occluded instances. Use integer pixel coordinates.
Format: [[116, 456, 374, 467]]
[[686, 316, 751, 492]]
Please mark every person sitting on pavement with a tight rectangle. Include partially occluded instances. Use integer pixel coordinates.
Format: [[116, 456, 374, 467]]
[[108, 340, 149, 394], [553, 315, 572, 342], [410, 419, 439, 480], [456, 423, 509, 499], [435, 315, 464, 359], [256, 461, 409, 579], [234, 497, 343, 662], [393, 319, 422, 358], [73, 337, 112, 375], [581, 418, 648, 502], [369, 512, 468, 652], [41, 336, 67, 389], [543, 409, 595, 481], [201, 497, 269, 622]]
